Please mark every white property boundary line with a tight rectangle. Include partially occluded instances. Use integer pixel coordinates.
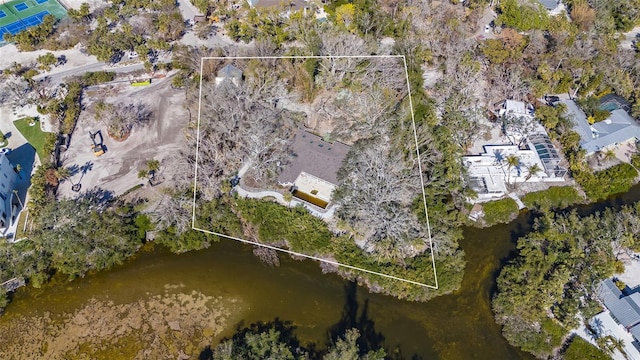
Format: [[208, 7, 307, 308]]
[[191, 55, 438, 289]]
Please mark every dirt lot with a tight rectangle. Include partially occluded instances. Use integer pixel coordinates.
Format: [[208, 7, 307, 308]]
[[57, 78, 190, 198]]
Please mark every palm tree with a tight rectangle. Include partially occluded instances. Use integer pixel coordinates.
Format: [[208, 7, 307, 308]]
[[525, 163, 543, 182], [13, 164, 22, 179], [54, 167, 70, 182], [504, 154, 520, 187], [603, 148, 616, 163], [12, 190, 24, 210]]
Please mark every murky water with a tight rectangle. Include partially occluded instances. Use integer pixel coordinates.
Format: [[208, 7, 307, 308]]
[[1, 214, 537, 359], [11, 183, 640, 358]]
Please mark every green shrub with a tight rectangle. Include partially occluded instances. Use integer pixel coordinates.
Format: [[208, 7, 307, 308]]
[[80, 71, 116, 85], [234, 198, 332, 254], [521, 186, 583, 210], [576, 163, 638, 201], [481, 198, 520, 226], [564, 336, 609, 360], [496, 0, 550, 31]]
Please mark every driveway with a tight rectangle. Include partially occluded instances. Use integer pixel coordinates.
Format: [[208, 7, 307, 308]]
[[32, 62, 145, 85], [177, 0, 202, 21]]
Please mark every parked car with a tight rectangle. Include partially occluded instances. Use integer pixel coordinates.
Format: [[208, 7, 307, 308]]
[[544, 95, 561, 105], [0, 148, 11, 155]]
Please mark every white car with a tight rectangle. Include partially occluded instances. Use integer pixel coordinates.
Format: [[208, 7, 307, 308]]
[[484, 24, 491, 33], [0, 148, 11, 155]]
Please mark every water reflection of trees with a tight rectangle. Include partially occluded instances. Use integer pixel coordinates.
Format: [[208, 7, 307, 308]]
[[200, 282, 425, 359]]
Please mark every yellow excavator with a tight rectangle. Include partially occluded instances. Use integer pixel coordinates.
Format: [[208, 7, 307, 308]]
[[89, 131, 105, 157]]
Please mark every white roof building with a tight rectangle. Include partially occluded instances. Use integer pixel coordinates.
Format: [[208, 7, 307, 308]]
[[464, 132, 567, 201], [498, 99, 533, 119]]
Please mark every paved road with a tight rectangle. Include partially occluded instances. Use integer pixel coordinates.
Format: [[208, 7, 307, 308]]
[[32, 62, 145, 85], [177, 0, 202, 21]]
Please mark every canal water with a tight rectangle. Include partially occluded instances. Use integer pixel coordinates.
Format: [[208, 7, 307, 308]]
[[4, 184, 640, 358]]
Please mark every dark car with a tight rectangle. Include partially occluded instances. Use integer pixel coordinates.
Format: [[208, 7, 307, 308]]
[[544, 95, 560, 105]]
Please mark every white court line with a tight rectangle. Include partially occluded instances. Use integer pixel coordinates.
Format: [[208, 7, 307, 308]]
[[192, 55, 438, 289]]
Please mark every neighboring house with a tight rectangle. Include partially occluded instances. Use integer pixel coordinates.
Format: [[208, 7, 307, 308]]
[[278, 128, 350, 209], [465, 99, 567, 200], [535, 0, 564, 15], [562, 99, 640, 155], [0, 153, 18, 235], [215, 64, 243, 87], [463, 125, 567, 201], [597, 279, 640, 347], [497, 99, 534, 119], [464, 131, 566, 201]]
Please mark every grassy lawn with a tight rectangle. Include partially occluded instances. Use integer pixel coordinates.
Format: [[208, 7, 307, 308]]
[[14, 209, 30, 241], [521, 186, 584, 210], [482, 198, 520, 227], [564, 336, 609, 360], [13, 118, 48, 161]]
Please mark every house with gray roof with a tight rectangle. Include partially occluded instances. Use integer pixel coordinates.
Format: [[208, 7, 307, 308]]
[[598, 278, 640, 346], [278, 128, 350, 209], [536, 0, 559, 11], [562, 99, 640, 155], [0, 152, 18, 236], [215, 64, 243, 87]]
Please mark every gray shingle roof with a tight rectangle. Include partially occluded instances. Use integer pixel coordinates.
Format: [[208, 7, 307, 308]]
[[630, 323, 640, 342], [278, 128, 351, 186], [217, 64, 243, 79], [537, 0, 558, 10], [598, 279, 640, 329], [562, 100, 640, 154]]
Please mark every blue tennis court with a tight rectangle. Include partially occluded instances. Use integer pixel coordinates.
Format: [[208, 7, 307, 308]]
[[14, 3, 28, 11], [0, 11, 6, 18], [0, 10, 49, 36], [35, 0, 49, 4]]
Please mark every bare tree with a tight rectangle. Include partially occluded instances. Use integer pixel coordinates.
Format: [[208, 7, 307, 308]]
[[334, 137, 428, 261], [501, 114, 540, 149], [103, 102, 153, 139], [195, 70, 295, 197], [151, 190, 192, 235]]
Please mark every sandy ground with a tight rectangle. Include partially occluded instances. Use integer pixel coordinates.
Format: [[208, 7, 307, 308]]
[[0, 44, 98, 73], [613, 139, 638, 164], [0, 286, 236, 359], [57, 78, 190, 198], [58, 0, 109, 11], [620, 26, 640, 50], [615, 254, 640, 289]]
